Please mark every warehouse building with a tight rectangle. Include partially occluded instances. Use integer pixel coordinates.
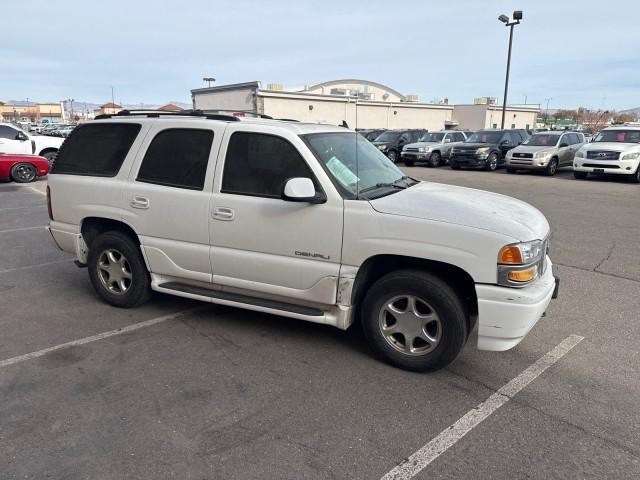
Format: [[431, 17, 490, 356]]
[[191, 80, 455, 131], [452, 98, 540, 130]]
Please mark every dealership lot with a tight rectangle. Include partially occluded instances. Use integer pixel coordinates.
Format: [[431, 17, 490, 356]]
[[1, 170, 639, 479]]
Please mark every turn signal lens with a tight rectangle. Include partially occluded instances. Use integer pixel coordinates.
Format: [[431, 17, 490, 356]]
[[499, 245, 523, 264], [508, 266, 538, 283]]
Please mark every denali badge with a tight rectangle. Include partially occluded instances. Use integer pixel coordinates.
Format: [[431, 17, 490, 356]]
[[295, 251, 330, 260]]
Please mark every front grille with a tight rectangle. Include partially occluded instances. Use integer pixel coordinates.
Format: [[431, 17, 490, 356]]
[[583, 163, 620, 169], [405, 147, 419, 152], [512, 152, 533, 158], [509, 159, 533, 165], [587, 150, 620, 160]]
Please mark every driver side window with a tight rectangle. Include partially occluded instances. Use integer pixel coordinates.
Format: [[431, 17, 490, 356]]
[[0, 125, 19, 140], [501, 133, 513, 145], [221, 132, 315, 199]]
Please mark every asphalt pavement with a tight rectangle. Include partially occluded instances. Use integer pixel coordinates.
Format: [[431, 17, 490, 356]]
[[1, 168, 639, 479]]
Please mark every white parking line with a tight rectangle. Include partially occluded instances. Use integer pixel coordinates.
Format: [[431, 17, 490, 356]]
[[0, 308, 204, 369], [0, 259, 73, 275], [381, 335, 584, 480], [0, 225, 46, 234], [0, 204, 43, 212]]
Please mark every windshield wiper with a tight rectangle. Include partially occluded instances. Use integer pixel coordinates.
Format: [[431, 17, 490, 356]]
[[359, 176, 414, 195]]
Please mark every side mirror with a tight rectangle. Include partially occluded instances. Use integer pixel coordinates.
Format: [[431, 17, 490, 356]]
[[15, 132, 28, 141], [559, 142, 569, 148], [282, 178, 326, 204], [444, 138, 451, 143], [500, 140, 510, 146]]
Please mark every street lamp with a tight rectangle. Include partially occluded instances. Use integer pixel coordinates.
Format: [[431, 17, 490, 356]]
[[203, 77, 216, 87], [498, 10, 523, 129]]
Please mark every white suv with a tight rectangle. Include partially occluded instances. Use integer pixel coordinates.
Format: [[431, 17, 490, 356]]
[[0, 122, 64, 163], [47, 112, 559, 371], [573, 125, 640, 182]]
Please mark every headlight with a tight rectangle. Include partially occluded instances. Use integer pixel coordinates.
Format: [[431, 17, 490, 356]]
[[622, 152, 640, 160], [476, 147, 490, 153], [575, 149, 585, 158], [497, 240, 545, 286], [378, 145, 387, 151], [534, 150, 551, 159], [402, 146, 407, 151], [418, 147, 425, 153]]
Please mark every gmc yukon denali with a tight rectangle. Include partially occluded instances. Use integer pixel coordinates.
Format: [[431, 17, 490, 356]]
[[47, 111, 559, 372]]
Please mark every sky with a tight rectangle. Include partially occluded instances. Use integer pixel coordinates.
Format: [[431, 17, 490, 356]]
[[3, 0, 640, 110]]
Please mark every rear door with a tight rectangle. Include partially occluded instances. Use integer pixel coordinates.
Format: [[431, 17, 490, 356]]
[[123, 121, 224, 283]]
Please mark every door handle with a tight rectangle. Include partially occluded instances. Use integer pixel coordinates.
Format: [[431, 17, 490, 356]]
[[130, 196, 150, 209], [212, 206, 234, 221]]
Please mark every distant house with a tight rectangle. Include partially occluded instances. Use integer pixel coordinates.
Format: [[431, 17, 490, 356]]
[[94, 102, 123, 116], [158, 103, 184, 112]]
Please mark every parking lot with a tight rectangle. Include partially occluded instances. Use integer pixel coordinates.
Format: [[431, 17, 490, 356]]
[[1, 167, 639, 479]]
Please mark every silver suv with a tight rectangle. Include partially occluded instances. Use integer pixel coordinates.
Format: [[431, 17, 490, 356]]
[[506, 131, 585, 176], [400, 131, 470, 167]]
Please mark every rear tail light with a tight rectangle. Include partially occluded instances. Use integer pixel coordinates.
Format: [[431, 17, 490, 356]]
[[46, 185, 53, 221]]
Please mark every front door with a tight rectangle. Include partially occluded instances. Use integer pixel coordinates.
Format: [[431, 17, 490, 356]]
[[209, 126, 343, 306], [0, 125, 30, 154], [122, 124, 223, 283]]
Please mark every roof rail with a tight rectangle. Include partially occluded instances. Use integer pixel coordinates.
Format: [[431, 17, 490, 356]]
[[95, 109, 240, 122]]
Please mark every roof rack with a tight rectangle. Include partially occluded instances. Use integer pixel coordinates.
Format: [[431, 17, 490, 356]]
[[94, 109, 240, 122]]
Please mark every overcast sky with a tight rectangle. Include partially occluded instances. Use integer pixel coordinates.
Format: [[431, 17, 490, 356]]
[[3, 0, 640, 110]]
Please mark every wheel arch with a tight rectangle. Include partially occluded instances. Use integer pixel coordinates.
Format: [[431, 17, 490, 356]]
[[80, 217, 141, 250], [38, 147, 58, 157], [350, 254, 478, 330]]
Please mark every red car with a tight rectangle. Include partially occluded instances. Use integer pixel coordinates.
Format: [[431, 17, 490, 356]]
[[0, 154, 50, 183]]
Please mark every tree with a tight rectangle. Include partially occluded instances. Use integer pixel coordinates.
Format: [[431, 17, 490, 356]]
[[611, 112, 637, 124]]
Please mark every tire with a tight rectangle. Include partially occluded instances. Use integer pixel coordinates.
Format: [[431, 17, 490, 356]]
[[10, 162, 37, 183], [574, 171, 588, 179], [387, 150, 398, 163], [429, 151, 441, 168], [360, 270, 467, 372], [42, 151, 57, 166], [631, 165, 640, 184], [485, 153, 499, 171], [88, 231, 152, 308], [545, 158, 558, 176], [404, 159, 414, 167], [506, 167, 517, 174]]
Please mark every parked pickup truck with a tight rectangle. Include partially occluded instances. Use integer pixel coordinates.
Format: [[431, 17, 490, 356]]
[[0, 122, 64, 163], [47, 112, 559, 372], [401, 131, 471, 167]]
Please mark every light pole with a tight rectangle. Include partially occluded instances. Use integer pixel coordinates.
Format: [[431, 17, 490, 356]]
[[544, 97, 552, 126], [498, 10, 523, 129], [203, 77, 216, 88]]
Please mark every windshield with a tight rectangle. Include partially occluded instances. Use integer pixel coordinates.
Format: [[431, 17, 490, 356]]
[[593, 130, 640, 143], [466, 131, 502, 143], [365, 130, 382, 141], [304, 132, 407, 198], [523, 134, 560, 146], [419, 133, 445, 142], [375, 131, 400, 142]]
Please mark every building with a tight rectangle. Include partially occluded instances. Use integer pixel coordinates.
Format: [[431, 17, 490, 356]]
[[0, 102, 64, 123], [94, 102, 123, 117], [191, 80, 455, 131], [158, 103, 184, 112], [452, 103, 540, 130]]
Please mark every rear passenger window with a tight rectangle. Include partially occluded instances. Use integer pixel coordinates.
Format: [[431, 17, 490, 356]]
[[222, 132, 313, 198], [51, 123, 141, 176], [137, 129, 213, 190]]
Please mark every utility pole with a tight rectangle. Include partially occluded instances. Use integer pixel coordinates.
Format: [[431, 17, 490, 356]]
[[498, 11, 523, 129], [544, 97, 552, 126]]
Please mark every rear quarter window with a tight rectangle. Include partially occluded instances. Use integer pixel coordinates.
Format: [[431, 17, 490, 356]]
[[51, 123, 141, 176]]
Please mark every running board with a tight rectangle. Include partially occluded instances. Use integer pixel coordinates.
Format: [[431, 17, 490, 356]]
[[158, 282, 324, 317]]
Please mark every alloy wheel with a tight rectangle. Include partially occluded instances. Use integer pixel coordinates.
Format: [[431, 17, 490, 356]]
[[378, 295, 442, 356], [15, 164, 36, 182], [97, 249, 132, 295]]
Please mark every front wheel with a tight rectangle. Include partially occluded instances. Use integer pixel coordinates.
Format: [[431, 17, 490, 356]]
[[485, 153, 499, 171], [88, 231, 152, 308], [387, 150, 397, 162], [429, 151, 441, 167], [631, 165, 640, 184], [360, 270, 467, 372], [10, 162, 37, 183], [545, 158, 558, 176]]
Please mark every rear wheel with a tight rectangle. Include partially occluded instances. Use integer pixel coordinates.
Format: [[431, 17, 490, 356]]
[[10, 163, 37, 183], [88, 231, 152, 308], [545, 158, 558, 176], [485, 153, 499, 171], [360, 270, 467, 372], [429, 151, 441, 167], [574, 171, 588, 179]]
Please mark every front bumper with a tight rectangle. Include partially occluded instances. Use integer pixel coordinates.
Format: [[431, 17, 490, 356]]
[[401, 151, 432, 161], [506, 157, 550, 170], [450, 154, 489, 167], [476, 257, 557, 351], [573, 158, 639, 175]]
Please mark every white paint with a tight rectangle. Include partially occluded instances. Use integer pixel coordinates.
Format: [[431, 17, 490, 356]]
[[0, 308, 203, 369], [381, 334, 584, 480], [29, 185, 47, 195], [0, 225, 46, 234]]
